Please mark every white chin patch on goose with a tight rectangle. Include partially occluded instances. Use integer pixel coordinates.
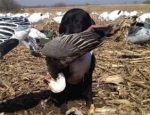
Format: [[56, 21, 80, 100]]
[[48, 73, 66, 93]]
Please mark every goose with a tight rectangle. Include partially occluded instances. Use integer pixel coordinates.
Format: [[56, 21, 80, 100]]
[[0, 16, 31, 57], [108, 10, 124, 21], [6, 13, 12, 17], [136, 13, 150, 23], [52, 15, 63, 24], [12, 13, 29, 18], [28, 12, 50, 25], [129, 11, 138, 17], [42, 8, 119, 115], [22, 28, 50, 57], [0, 14, 5, 17], [91, 12, 99, 16], [98, 11, 109, 21], [123, 11, 130, 18], [125, 18, 150, 43]]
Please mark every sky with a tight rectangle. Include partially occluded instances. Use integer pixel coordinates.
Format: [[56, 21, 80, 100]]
[[15, 0, 146, 6]]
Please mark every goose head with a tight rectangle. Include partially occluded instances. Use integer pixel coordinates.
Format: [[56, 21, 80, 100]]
[[44, 73, 66, 93]]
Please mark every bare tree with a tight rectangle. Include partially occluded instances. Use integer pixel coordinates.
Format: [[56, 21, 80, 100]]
[[0, 0, 21, 13], [143, 0, 150, 4], [133, 1, 137, 4], [52, 2, 67, 7]]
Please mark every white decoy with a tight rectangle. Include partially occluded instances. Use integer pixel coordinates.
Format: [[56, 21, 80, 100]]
[[28, 28, 49, 40], [126, 25, 150, 43], [22, 28, 49, 49], [108, 10, 124, 21], [91, 12, 99, 16], [0, 16, 31, 57], [53, 15, 63, 24], [136, 13, 150, 23], [98, 12, 109, 21], [129, 11, 138, 17], [6, 13, 12, 17], [0, 14, 5, 17], [123, 11, 130, 18], [56, 12, 64, 16], [12, 13, 29, 18], [28, 12, 49, 24]]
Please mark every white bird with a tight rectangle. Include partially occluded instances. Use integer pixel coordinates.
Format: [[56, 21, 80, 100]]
[[136, 13, 150, 23], [12, 13, 29, 18], [108, 10, 124, 21], [28, 28, 49, 40], [22, 28, 49, 51], [6, 13, 12, 17], [56, 12, 65, 16], [126, 26, 150, 43], [53, 15, 63, 24], [98, 12, 109, 21], [129, 11, 138, 17], [123, 11, 130, 18], [28, 12, 50, 24], [0, 14, 5, 17], [91, 12, 99, 16]]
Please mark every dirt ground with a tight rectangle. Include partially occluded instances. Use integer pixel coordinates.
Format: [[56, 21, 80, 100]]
[[0, 4, 150, 115]]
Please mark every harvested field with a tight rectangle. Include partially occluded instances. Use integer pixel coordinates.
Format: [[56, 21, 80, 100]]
[[0, 4, 150, 115]]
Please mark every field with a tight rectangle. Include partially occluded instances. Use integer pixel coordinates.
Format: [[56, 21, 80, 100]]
[[0, 4, 150, 115]]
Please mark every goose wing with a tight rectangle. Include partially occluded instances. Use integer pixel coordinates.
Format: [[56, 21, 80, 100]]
[[0, 16, 31, 57], [42, 31, 105, 68]]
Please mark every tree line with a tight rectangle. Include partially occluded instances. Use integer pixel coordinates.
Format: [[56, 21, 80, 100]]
[[0, 0, 150, 13], [0, 0, 21, 13]]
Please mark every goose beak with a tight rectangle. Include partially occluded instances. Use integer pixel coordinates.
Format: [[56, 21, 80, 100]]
[[43, 77, 51, 85]]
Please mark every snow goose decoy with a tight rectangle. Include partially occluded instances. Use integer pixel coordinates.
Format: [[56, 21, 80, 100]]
[[98, 11, 109, 21], [136, 13, 150, 23], [22, 28, 50, 57], [0, 16, 31, 58], [125, 20, 150, 43], [129, 11, 138, 17], [52, 15, 63, 24], [108, 10, 124, 21], [28, 12, 50, 25]]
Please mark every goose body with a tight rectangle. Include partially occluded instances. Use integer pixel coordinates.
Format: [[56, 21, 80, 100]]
[[126, 26, 150, 43], [22, 28, 50, 56], [68, 51, 93, 84], [129, 11, 138, 17], [53, 16, 63, 24], [12, 13, 29, 18], [123, 11, 130, 18], [28, 12, 50, 24], [98, 12, 109, 21], [136, 13, 150, 23], [108, 10, 124, 21], [91, 12, 99, 16]]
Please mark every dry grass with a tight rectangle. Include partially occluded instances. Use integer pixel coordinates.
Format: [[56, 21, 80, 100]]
[[0, 4, 150, 115]]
